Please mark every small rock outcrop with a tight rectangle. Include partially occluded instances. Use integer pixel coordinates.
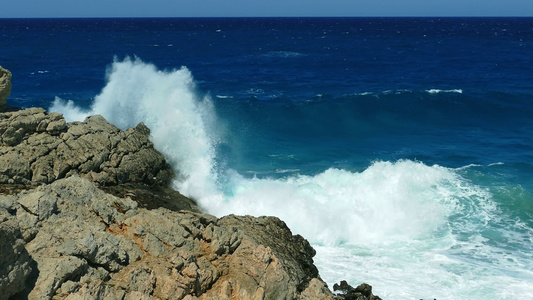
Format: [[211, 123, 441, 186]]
[[0, 176, 334, 299], [0, 66, 12, 108], [0, 108, 173, 186], [333, 280, 382, 300]]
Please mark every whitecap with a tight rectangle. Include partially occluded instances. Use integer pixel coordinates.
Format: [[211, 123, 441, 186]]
[[426, 89, 463, 94], [215, 95, 234, 99]]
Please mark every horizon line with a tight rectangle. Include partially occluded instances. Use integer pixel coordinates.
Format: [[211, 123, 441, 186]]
[[1, 15, 533, 19]]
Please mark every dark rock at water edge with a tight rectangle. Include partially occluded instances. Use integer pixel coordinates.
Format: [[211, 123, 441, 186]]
[[333, 280, 383, 300]]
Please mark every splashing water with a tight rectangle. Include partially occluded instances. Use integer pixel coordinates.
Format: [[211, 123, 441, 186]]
[[51, 58, 533, 299], [51, 57, 219, 199]]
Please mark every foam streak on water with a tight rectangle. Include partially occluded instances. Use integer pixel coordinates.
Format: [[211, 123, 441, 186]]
[[50, 58, 533, 299]]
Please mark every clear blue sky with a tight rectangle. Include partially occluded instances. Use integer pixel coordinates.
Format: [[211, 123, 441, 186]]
[[1, 0, 532, 18]]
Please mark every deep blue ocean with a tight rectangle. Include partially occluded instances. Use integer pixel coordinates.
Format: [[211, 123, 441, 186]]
[[1, 17, 532, 299]]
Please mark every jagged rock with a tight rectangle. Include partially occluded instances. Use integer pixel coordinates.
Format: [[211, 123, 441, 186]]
[[0, 66, 12, 108], [0, 105, 379, 299], [333, 280, 382, 300], [0, 176, 335, 299], [0, 108, 173, 186], [0, 73, 373, 299]]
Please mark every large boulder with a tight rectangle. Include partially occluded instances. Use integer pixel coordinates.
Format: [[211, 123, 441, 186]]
[[0, 66, 12, 108], [0, 108, 173, 187], [0, 176, 335, 299]]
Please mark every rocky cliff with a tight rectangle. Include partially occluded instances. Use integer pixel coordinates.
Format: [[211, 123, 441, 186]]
[[0, 67, 381, 300]]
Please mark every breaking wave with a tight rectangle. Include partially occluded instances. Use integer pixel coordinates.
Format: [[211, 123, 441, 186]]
[[50, 58, 533, 299]]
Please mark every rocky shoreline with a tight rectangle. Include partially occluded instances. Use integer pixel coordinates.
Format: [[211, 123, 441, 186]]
[[0, 66, 382, 299]]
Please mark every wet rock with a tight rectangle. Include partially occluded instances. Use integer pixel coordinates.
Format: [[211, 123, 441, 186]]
[[333, 280, 382, 300]]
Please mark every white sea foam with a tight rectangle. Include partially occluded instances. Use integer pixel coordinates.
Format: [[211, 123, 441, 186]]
[[51, 97, 91, 121], [461, 163, 483, 168], [275, 168, 301, 174], [426, 88, 463, 94], [30, 70, 50, 75], [215, 95, 234, 99], [50, 58, 533, 299], [210, 161, 470, 247]]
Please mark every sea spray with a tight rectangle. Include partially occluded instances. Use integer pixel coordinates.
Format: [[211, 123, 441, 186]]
[[212, 161, 477, 246], [51, 57, 220, 199]]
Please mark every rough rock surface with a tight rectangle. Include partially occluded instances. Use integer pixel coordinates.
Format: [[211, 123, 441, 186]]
[[0, 176, 335, 299], [0, 66, 12, 108], [0, 100, 381, 298], [0, 108, 173, 186]]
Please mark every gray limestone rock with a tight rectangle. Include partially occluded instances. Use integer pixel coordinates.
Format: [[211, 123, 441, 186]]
[[0, 176, 337, 299], [0, 108, 173, 186]]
